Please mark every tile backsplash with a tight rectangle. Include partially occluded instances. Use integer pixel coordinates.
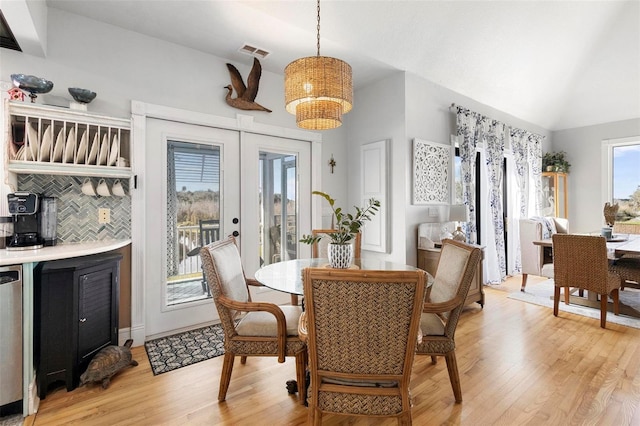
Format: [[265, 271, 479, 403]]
[[18, 175, 131, 242]]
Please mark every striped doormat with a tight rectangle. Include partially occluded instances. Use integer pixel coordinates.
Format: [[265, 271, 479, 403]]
[[144, 324, 225, 375]]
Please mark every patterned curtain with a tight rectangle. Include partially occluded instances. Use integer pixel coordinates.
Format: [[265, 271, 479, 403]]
[[508, 129, 544, 275], [456, 105, 544, 283], [456, 107, 479, 244], [510, 129, 530, 218], [527, 133, 544, 215], [167, 143, 179, 276], [484, 120, 507, 282]]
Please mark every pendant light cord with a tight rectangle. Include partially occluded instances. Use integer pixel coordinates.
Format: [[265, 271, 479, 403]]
[[316, 0, 321, 56]]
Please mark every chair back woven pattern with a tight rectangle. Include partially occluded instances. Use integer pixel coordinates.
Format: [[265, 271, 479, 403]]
[[552, 234, 617, 294], [304, 268, 426, 419], [313, 280, 416, 374]]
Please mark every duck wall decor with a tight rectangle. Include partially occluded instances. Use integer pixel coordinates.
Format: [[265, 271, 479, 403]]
[[224, 57, 272, 112]]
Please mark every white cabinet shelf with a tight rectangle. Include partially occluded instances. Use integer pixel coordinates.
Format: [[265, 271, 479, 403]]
[[5, 100, 132, 178]]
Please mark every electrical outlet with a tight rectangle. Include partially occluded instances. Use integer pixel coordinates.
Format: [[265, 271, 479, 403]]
[[99, 208, 110, 224]]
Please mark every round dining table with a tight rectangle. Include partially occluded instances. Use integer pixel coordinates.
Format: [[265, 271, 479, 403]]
[[254, 258, 431, 296]]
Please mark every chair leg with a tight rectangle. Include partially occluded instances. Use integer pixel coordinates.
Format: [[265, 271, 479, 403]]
[[553, 286, 560, 317], [564, 286, 570, 305], [444, 351, 462, 403], [398, 411, 412, 425], [290, 294, 299, 306], [295, 350, 308, 405], [600, 294, 608, 328], [430, 356, 437, 365], [218, 352, 235, 401], [612, 289, 620, 315], [521, 274, 528, 292], [240, 355, 247, 364], [309, 407, 322, 426]]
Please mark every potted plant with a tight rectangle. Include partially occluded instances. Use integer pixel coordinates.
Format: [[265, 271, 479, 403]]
[[542, 151, 571, 173], [300, 191, 380, 268]]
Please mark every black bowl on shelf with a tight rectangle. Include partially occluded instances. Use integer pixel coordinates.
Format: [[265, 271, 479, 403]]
[[68, 88, 97, 104], [11, 74, 54, 102]]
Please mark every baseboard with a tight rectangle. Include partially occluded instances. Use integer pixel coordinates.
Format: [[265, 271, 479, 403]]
[[118, 327, 131, 346]]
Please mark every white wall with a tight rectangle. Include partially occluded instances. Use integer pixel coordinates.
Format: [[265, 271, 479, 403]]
[[552, 118, 640, 232], [0, 7, 348, 227], [343, 70, 553, 266], [346, 72, 407, 263], [5, 6, 637, 270]]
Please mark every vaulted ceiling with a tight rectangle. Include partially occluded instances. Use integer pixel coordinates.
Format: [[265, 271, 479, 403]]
[[26, 1, 640, 131]]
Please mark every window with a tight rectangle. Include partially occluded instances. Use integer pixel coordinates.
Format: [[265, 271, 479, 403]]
[[603, 137, 640, 228]]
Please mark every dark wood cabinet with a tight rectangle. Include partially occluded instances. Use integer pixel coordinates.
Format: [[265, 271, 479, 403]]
[[34, 252, 122, 399], [417, 245, 485, 307]]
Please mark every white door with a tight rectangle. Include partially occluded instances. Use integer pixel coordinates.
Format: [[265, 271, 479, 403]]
[[144, 119, 312, 337], [144, 118, 239, 337], [240, 133, 312, 304]]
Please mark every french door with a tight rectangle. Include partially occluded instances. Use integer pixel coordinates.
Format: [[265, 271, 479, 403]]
[[143, 119, 311, 338]]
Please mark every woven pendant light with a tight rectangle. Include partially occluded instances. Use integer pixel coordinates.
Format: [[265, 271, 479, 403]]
[[284, 0, 353, 130]]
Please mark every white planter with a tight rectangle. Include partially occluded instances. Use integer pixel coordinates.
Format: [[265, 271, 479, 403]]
[[328, 243, 353, 268]]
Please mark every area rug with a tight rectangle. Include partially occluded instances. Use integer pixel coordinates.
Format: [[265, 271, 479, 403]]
[[508, 279, 640, 329], [144, 324, 225, 375]]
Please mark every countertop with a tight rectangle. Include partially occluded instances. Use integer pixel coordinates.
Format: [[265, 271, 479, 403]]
[[0, 239, 131, 266]]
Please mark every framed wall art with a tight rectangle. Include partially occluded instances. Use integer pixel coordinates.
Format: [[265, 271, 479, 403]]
[[412, 138, 453, 205]]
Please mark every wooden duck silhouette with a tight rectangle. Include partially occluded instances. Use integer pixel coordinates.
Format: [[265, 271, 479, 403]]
[[225, 58, 272, 112]]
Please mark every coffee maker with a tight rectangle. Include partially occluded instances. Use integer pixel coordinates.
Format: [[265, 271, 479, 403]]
[[6, 192, 57, 250]]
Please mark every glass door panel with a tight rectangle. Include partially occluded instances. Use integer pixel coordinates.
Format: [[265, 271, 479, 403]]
[[144, 118, 239, 338], [259, 152, 298, 267], [167, 140, 221, 305]]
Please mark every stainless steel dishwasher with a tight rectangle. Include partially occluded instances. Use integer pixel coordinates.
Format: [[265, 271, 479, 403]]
[[0, 264, 22, 412]]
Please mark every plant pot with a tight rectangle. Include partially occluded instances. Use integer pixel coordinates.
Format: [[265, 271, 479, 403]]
[[546, 166, 554, 172], [328, 243, 353, 269]]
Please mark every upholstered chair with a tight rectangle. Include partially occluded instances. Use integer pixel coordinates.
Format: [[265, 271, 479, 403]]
[[300, 267, 426, 425], [199, 236, 307, 403], [552, 234, 621, 328], [519, 217, 569, 291], [416, 239, 483, 403]]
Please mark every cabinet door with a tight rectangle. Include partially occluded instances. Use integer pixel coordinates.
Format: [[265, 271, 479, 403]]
[[77, 267, 118, 362]]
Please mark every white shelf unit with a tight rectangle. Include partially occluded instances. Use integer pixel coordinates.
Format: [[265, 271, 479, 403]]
[[5, 100, 132, 178]]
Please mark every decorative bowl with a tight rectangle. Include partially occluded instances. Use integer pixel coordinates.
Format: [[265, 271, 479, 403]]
[[68, 88, 97, 104], [10, 74, 54, 102]]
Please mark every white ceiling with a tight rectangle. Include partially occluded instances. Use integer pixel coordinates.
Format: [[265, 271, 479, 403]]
[[45, 0, 640, 131]]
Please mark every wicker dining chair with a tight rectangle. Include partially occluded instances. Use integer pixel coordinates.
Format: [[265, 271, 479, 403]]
[[415, 239, 482, 403], [609, 257, 640, 290], [199, 236, 307, 404], [552, 234, 621, 328], [301, 267, 426, 425]]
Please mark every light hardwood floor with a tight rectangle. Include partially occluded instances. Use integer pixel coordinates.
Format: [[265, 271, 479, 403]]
[[25, 275, 640, 425]]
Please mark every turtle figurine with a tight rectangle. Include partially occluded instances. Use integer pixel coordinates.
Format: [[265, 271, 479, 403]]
[[80, 339, 138, 389]]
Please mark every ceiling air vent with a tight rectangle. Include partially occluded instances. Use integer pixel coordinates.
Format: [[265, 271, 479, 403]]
[[238, 44, 270, 59]]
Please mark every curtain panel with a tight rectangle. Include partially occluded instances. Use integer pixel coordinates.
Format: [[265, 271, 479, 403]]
[[455, 105, 544, 283]]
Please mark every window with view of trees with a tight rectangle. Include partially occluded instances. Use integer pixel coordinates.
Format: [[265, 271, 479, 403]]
[[612, 143, 640, 229]]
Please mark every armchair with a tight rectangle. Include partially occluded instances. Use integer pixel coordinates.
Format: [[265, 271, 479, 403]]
[[416, 239, 482, 403], [199, 236, 307, 403], [519, 217, 569, 291]]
